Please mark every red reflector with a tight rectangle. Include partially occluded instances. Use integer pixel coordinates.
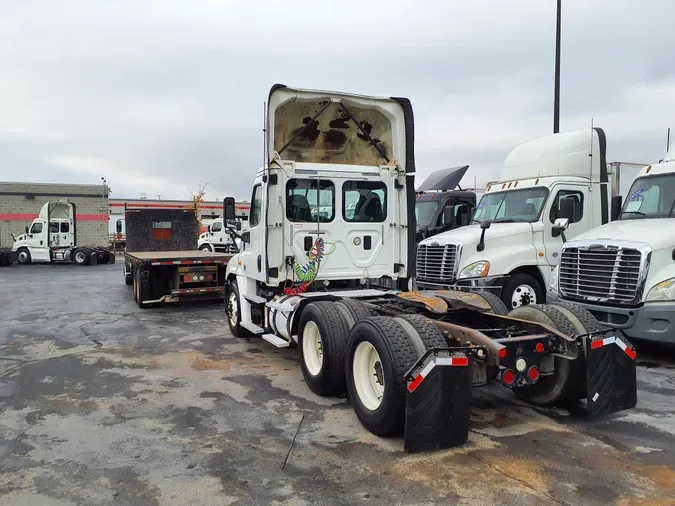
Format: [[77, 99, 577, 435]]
[[535, 343, 544, 353], [502, 369, 515, 385], [591, 340, 603, 349], [625, 347, 637, 360], [451, 356, 469, 367], [408, 374, 424, 393], [185, 275, 191, 282], [528, 366, 540, 381], [498, 348, 507, 359]]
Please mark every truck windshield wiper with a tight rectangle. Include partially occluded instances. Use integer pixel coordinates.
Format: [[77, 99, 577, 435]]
[[493, 219, 517, 223], [620, 211, 647, 219]]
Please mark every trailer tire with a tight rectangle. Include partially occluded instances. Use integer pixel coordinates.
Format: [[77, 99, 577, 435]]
[[73, 249, 88, 265], [298, 301, 351, 396], [335, 298, 372, 327], [108, 252, 115, 264], [396, 314, 447, 349], [507, 304, 585, 407], [226, 280, 250, 338], [125, 273, 133, 286], [16, 248, 31, 265], [346, 317, 424, 437], [90, 252, 98, 266], [501, 273, 544, 310], [474, 290, 509, 315]]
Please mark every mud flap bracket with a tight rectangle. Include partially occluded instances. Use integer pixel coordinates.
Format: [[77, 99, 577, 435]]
[[403, 347, 485, 453], [584, 330, 637, 417]]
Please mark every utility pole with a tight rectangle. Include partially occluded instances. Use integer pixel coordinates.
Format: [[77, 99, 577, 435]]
[[553, 0, 562, 133]]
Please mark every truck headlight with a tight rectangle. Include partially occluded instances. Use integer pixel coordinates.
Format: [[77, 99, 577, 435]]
[[458, 261, 490, 279], [646, 278, 675, 302], [548, 265, 559, 293]]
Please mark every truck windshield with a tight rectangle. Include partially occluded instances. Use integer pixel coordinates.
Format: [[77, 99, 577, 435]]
[[471, 187, 549, 224], [415, 201, 440, 227], [620, 174, 675, 219]]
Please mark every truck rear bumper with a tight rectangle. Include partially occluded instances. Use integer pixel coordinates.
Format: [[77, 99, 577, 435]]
[[548, 292, 675, 344]]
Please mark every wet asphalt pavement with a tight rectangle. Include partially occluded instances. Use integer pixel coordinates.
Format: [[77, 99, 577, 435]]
[[0, 261, 674, 505]]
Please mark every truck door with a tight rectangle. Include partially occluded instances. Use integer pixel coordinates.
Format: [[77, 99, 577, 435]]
[[239, 178, 266, 282], [543, 185, 589, 267], [27, 220, 50, 261], [210, 221, 223, 246], [61, 221, 74, 248]]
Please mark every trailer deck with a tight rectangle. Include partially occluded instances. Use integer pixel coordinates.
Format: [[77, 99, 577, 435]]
[[125, 250, 232, 263]]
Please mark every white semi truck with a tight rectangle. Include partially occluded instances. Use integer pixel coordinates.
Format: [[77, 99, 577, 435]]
[[415, 128, 644, 310], [198, 217, 246, 253], [219, 84, 638, 452], [9, 201, 114, 265], [548, 143, 675, 344]]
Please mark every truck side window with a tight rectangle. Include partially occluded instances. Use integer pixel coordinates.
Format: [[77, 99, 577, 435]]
[[30, 222, 43, 234], [61, 222, 70, 233], [49, 222, 59, 233], [343, 181, 387, 222], [286, 179, 335, 222], [211, 222, 222, 232], [550, 190, 584, 223], [249, 185, 262, 227]]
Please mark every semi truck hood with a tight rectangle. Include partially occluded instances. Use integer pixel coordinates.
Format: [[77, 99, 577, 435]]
[[569, 218, 675, 251], [266, 84, 412, 171], [419, 222, 533, 247]]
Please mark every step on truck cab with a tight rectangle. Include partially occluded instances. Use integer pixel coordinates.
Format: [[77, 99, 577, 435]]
[[548, 143, 675, 344], [414, 165, 477, 243], [221, 84, 637, 453], [10, 201, 114, 265], [415, 128, 645, 311]]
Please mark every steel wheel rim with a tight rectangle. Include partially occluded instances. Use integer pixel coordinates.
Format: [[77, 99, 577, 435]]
[[227, 291, 238, 327], [302, 321, 323, 376], [353, 341, 385, 411], [511, 284, 537, 308], [75, 252, 85, 263], [18, 251, 28, 263]]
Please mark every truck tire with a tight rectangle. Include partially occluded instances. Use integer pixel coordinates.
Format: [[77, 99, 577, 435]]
[[89, 251, 98, 266], [335, 298, 372, 327], [548, 301, 604, 399], [501, 273, 544, 310], [346, 316, 429, 437], [507, 304, 585, 406], [298, 301, 351, 396], [395, 314, 447, 349], [200, 244, 212, 252], [226, 280, 250, 338], [73, 249, 88, 265], [16, 248, 31, 265], [125, 273, 133, 286], [474, 290, 509, 315]]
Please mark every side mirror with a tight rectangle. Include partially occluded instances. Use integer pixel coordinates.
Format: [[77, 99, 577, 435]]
[[236, 222, 242, 231], [611, 195, 623, 221], [558, 196, 576, 222], [480, 220, 491, 230], [552, 217, 570, 242], [116, 220, 122, 233], [477, 220, 491, 251], [207, 225, 211, 233], [241, 231, 250, 243], [223, 197, 236, 221], [25, 225, 29, 234], [442, 207, 456, 227]]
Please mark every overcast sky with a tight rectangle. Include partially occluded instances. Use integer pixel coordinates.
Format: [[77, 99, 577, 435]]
[[1, 0, 674, 201]]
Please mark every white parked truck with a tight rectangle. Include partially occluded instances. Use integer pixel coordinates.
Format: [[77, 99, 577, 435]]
[[415, 128, 645, 310], [9, 201, 114, 265], [548, 143, 675, 344], [198, 217, 246, 253], [221, 84, 638, 452]]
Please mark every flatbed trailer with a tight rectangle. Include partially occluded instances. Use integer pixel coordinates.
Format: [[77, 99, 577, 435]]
[[124, 250, 232, 307]]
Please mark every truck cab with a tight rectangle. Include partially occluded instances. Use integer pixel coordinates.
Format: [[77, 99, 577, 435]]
[[198, 217, 246, 253], [415, 128, 642, 310], [548, 144, 675, 344], [223, 84, 415, 341], [414, 165, 476, 242]]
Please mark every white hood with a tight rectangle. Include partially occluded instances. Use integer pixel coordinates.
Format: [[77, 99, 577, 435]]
[[570, 218, 675, 251], [420, 222, 533, 246]]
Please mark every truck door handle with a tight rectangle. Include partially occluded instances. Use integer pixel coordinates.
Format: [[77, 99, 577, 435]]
[[257, 255, 261, 272]]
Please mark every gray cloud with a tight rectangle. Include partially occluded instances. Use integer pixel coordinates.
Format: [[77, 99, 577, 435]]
[[1, 0, 674, 201]]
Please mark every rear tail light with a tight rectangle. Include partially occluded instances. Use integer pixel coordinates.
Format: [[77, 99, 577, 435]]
[[535, 342, 544, 353], [185, 275, 191, 282], [498, 348, 507, 359], [502, 369, 515, 385], [528, 366, 540, 381]]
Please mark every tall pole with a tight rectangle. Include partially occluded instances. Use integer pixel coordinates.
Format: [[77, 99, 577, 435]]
[[553, 0, 562, 133]]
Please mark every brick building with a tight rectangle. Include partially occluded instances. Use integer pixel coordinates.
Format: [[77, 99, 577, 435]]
[[0, 182, 109, 248]]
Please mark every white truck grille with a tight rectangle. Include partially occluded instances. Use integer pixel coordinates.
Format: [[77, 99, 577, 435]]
[[559, 245, 643, 304], [416, 244, 458, 283]]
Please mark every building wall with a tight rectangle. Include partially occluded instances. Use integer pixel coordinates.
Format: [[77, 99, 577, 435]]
[[0, 182, 108, 248]]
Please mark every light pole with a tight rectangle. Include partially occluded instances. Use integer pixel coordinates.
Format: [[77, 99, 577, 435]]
[[101, 177, 107, 239], [553, 0, 562, 133]]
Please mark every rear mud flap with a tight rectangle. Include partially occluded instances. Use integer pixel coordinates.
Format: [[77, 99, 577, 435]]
[[404, 347, 484, 453], [585, 331, 637, 417]]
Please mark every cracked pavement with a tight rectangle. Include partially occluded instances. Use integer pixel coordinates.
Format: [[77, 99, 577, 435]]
[[1, 262, 674, 505]]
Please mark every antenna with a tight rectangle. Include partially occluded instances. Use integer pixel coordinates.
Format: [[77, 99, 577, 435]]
[[589, 118, 594, 184], [668, 127, 671, 153], [263, 101, 267, 169]]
